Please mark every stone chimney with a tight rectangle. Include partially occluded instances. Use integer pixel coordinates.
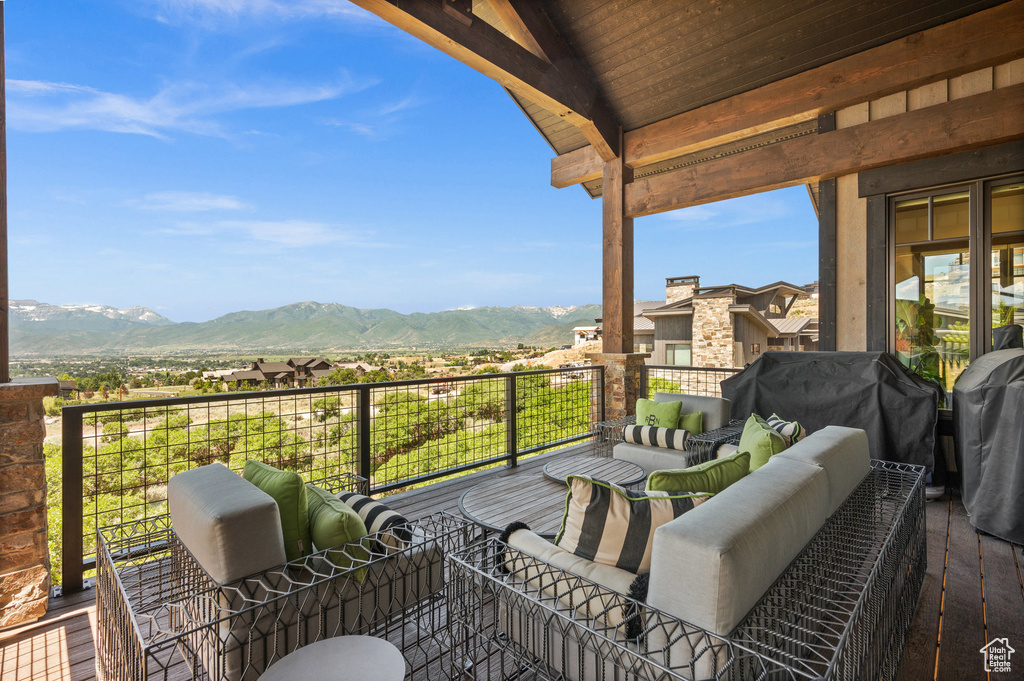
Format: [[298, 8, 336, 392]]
[[665, 275, 700, 304]]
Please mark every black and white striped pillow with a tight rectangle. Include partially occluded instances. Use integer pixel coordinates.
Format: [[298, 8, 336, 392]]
[[554, 475, 709, 574], [336, 491, 412, 551], [766, 413, 807, 447], [623, 424, 690, 450]]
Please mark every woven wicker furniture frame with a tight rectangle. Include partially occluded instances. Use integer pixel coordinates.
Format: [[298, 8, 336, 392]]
[[96, 508, 477, 681], [447, 459, 925, 681]]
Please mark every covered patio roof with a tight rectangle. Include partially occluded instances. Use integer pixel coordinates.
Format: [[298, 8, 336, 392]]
[[350, 0, 1024, 356]]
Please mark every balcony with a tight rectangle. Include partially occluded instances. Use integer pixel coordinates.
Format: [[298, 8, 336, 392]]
[[0, 366, 1020, 680]]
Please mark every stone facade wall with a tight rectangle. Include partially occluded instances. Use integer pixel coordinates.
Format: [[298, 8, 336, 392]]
[[691, 297, 736, 368], [665, 276, 700, 305], [586, 353, 649, 419], [0, 378, 58, 628]]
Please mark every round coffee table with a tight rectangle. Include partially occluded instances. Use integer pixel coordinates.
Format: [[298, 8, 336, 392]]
[[542, 455, 646, 486], [260, 636, 405, 680], [459, 457, 646, 539]]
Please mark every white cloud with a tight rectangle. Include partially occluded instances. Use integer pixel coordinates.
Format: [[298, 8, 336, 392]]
[[162, 218, 396, 249], [148, 0, 382, 26], [128, 191, 252, 212], [659, 193, 796, 231], [7, 75, 369, 139], [321, 93, 425, 138]]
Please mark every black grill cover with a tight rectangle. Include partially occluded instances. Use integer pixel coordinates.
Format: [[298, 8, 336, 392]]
[[952, 349, 1024, 543], [721, 351, 941, 469]]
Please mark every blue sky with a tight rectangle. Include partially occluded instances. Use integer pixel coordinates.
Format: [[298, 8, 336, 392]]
[[6, 0, 819, 323]]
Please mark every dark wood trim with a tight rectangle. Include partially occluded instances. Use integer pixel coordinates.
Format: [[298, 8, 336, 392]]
[[626, 83, 1024, 217], [859, 140, 1024, 197], [0, 5, 8, 384], [491, 1, 619, 160], [349, 0, 620, 161], [601, 130, 633, 354], [551, 0, 1024, 188], [818, 178, 837, 352], [865, 195, 888, 351]]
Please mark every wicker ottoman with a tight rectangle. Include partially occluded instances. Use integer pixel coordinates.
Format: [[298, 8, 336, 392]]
[[260, 636, 406, 680]]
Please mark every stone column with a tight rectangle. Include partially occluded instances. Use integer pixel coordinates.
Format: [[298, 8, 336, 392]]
[[0, 378, 58, 628], [691, 297, 735, 368], [587, 353, 650, 420]]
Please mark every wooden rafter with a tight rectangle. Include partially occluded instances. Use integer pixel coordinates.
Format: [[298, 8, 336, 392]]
[[551, 0, 1024, 188], [487, 1, 619, 160], [350, 0, 619, 160], [624, 84, 1024, 217]]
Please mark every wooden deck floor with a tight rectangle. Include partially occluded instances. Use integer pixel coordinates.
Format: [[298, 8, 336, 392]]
[[3, 446, 1022, 680]]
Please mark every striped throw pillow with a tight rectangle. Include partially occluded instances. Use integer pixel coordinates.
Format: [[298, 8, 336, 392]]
[[336, 491, 412, 551], [554, 475, 710, 574], [766, 413, 807, 447], [624, 424, 690, 450]]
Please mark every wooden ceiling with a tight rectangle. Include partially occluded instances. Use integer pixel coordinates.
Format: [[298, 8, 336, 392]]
[[352, 0, 1020, 199], [476, 0, 1009, 156]]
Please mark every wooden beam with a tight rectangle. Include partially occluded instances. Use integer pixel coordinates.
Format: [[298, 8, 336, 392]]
[[350, 0, 618, 160], [486, 1, 618, 160], [602, 132, 633, 354], [625, 83, 1024, 218], [551, 0, 1024, 188]]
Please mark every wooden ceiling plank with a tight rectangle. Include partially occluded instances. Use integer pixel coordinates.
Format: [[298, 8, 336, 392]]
[[349, 0, 618, 158], [551, 0, 1024, 187], [625, 83, 1024, 217], [604, 0, 975, 128], [489, 0, 620, 160]]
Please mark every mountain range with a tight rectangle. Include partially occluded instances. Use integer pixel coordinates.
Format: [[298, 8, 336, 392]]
[[10, 300, 602, 355]]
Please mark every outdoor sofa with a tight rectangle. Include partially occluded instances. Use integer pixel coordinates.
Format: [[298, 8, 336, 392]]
[[95, 464, 476, 681], [448, 425, 926, 680]]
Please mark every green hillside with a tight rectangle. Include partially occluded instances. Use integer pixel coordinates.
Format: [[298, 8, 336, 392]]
[[11, 301, 601, 355]]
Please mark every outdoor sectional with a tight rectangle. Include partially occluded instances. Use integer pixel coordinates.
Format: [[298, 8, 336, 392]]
[[449, 425, 926, 680]]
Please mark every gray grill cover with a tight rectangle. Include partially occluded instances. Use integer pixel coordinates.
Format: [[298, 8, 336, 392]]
[[952, 349, 1024, 543], [721, 351, 941, 470]]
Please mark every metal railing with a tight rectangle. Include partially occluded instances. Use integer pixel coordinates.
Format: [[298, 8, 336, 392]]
[[641, 364, 741, 398], [60, 366, 603, 593]]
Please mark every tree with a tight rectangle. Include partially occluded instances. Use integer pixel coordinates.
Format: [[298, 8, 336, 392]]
[[318, 368, 359, 386]]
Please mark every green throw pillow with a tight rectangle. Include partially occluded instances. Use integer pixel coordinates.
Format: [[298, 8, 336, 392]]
[[737, 414, 787, 471], [636, 398, 682, 429], [243, 460, 311, 561], [306, 484, 369, 578], [645, 451, 751, 494], [677, 410, 703, 435]]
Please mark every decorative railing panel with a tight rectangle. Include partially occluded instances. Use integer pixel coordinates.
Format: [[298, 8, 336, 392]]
[[641, 365, 741, 398], [60, 366, 602, 593]]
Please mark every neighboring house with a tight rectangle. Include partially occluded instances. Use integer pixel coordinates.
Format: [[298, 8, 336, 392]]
[[222, 357, 333, 390], [621, 275, 819, 368], [571, 326, 601, 347], [331, 361, 381, 378], [58, 380, 80, 399]]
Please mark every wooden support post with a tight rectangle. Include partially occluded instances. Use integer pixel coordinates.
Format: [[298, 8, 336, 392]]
[[602, 130, 633, 354]]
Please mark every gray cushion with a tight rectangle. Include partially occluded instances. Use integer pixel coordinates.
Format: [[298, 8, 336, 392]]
[[167, 463, 287, 584], [652, 393, 731, 431], [646, 456, 829, 636], [772, 425, 870, 515], [612, 440, 700, 473]]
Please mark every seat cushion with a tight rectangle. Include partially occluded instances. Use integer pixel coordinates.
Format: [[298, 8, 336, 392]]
[[555, 475, 710, 573], [168, 463, 287, 584], [243, 460, 311, 561], [772, 425, 871, 515], [645, 451, 751, 494], [647, 456, 829, 635], [652, 393, 731, 431]]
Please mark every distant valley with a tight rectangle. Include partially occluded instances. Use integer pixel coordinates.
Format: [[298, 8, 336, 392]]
[[10, 299, 602, 355]]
